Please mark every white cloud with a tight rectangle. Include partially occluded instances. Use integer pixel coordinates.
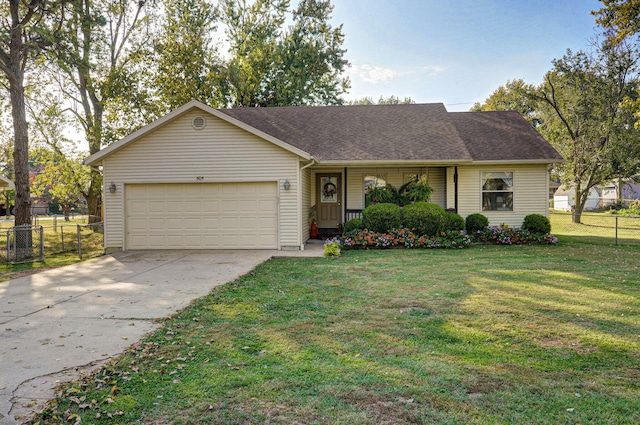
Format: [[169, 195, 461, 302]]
[[351, 64, 404, 84], [349, 64, 446, 85], [422, 65, 446, 74]]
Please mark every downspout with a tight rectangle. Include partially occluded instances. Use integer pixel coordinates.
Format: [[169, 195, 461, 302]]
[[454, 166, 459, 213], [298, 158, 316, 250]]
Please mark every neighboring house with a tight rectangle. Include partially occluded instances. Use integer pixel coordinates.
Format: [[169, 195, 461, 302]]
[[84, 101, 563, 251], [601, 178, 640, 207], [553, 186, 601, 212]]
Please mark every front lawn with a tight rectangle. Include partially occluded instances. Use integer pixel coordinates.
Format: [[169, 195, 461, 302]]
[[34, 243, 640, 424]]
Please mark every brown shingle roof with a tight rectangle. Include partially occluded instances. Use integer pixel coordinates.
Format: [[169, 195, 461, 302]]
[[449, 111, 564, 162], [219, 103, 563, 163]]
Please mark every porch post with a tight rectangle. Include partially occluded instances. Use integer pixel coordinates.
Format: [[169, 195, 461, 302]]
[[343, 167, 347, 223], [454, 166, 459, 213]]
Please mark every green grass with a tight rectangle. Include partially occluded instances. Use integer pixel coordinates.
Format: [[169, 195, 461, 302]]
[[550, 211, 640, 246], [33, 241, 640, 424], [0, 217, 104, 281]]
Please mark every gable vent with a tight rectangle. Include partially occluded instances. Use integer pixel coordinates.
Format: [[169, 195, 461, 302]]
[[192, 115, 206, 130]]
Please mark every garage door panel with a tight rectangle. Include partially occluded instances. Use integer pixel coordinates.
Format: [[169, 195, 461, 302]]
[[126, 183, 279, 249]]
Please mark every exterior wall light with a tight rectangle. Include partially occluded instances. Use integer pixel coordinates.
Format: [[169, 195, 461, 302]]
[[283, 180, 291, 190], [109, 182, 117, 193]]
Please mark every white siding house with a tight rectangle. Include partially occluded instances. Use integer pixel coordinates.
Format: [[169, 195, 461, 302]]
[[85, 101, 563, 251]]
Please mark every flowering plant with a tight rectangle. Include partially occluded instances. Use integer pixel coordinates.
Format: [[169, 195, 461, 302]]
[[340, 228, 472, 250], [323, 237, 342, 257], [473, 226, 558, 245]]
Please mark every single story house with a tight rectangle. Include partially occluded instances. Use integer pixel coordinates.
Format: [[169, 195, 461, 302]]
[[84, 100, 563, 251]]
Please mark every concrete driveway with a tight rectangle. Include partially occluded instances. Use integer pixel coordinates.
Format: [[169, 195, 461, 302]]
[[0, 248, 322, 424]]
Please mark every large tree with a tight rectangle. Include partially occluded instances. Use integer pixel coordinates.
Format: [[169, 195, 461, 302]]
[[474, 45, 640, 223], [149, 0, 223, 113], [52, 0, 151, 221], [0, 0, 64, 225], [534, 46, 640, 222], [219, 0, 349, 107], [265, 0, 349, 106], [471, 79, 539, 126]]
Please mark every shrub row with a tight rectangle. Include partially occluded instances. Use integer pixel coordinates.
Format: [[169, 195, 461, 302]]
[[357, 202, 464, 236], [347, 205, 553, 238], [340, 209, 556, 250]]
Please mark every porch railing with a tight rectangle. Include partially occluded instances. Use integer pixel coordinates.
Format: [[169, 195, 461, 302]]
[[345, 209, 363, 221]]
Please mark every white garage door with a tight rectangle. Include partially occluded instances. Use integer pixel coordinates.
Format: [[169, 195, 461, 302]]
[[125, 183, 278, 249]]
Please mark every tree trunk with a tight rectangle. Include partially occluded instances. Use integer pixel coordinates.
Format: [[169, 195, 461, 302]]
[[63, 205, 71, 221], [86, 168, 102, 223], [572, 182, 586, 224], [572, 200, 584, 224], [8, 65, 31, 227]]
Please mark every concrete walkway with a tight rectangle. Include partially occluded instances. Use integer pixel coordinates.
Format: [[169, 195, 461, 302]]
[[0, 246, 323, 424]]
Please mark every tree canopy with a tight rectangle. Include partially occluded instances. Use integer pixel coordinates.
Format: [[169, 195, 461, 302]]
[[593, 0, 640, 44], [218, 0, 349, 107], [474, 43, 640, 222]]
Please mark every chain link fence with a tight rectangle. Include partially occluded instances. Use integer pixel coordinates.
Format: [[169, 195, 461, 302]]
[[6, 225, 44, 264], [1, 216, 104, 263], [550, 212, 640, 246]]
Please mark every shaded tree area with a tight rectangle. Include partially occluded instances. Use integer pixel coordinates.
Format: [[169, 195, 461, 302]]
[[474, 41, 640, 222], [0, 0, 66, 225]]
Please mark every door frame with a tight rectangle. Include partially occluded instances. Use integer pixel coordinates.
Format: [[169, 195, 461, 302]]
[[315, 173, 342, 229]]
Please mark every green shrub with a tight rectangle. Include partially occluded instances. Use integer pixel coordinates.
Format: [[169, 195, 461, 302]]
[[343, 218, 364, 234], [465, 213, 489, 233], [362, 203, 402, 233], [522, 214, 551, 234], [443, 212, 465, 231], [402, 202, 446, 237]]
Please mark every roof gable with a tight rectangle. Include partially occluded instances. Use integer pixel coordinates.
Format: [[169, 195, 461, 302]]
[[84, 100, 311, 166]]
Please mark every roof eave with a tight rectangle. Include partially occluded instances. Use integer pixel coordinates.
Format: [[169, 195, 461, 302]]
[[313, 159, 473, 167], [470, 158, 565, 166]]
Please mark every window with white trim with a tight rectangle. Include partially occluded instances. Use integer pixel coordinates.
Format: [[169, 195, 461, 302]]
[[482, 171, 513, 211]]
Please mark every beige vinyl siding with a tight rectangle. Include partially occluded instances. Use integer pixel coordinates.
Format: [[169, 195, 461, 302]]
[[102, 110, 301, 250], [446, 167, 456, 210], [457, 164, 550, 227], [428, 168, 446, 207]]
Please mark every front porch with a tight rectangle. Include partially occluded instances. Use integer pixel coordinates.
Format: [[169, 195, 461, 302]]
[[304, 165, 455, 240]]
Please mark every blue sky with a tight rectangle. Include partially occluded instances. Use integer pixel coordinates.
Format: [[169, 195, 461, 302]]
[[330, 0, 603, 110]]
